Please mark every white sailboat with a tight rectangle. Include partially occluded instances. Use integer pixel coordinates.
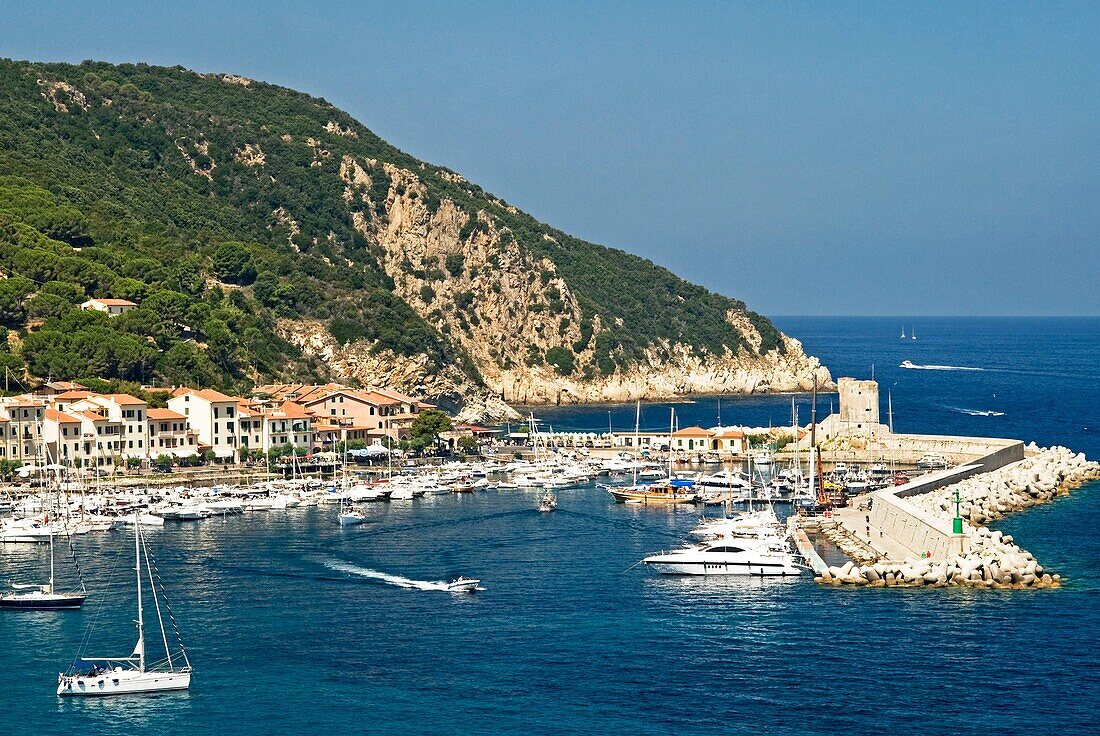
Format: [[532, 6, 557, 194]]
[[0, 517, 86, 610], [900, 326, 905, 339], [57, 512, 191, 696]]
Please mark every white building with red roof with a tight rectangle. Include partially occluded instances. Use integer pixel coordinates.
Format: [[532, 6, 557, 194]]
[[168, 388, 242, 460], [80, 297, 137, 316], [147, 408, 200, 459]]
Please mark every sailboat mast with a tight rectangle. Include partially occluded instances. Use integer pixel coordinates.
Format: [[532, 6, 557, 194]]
[[134, 513, 145, 672], [632, 401, 640, 486], [810, 377, 819, 505], [49, 522, 55, 594], [667, 408, 675, 480]]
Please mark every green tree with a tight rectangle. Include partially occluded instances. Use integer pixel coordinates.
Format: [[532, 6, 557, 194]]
[[212, 242, 257, 285], [0, 277, 34, 326], [251, 271, 279, 306], [545, 346, 575, 375], [407, 409, 452, 453]]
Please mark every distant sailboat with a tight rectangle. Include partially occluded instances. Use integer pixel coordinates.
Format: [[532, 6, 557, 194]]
[[911, 327, 917, 340], [900, 327, 905, 339], [57, 512, 192, 696]]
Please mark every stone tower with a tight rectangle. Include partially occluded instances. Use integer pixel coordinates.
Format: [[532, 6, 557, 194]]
[[837, 377, 880, 430]]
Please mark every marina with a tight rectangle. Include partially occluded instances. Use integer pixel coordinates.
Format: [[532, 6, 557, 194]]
[[1, 317, 1098, 735]]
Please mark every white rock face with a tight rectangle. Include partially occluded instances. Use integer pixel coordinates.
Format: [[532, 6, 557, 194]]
[[332, 156, 832, 411], [276, 319, 519, 422]]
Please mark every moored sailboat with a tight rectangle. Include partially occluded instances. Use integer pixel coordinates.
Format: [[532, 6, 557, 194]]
[[0, 516, 85, 610], [57, 512, 191, 696]]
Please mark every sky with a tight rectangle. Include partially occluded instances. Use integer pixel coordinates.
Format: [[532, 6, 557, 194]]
[[1, 1, 1098, 316]]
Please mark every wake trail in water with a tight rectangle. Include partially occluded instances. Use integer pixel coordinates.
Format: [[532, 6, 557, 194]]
[[900, 362, 984, 371], [948, 407, 1006, 417], [323, 559, 453, 591]]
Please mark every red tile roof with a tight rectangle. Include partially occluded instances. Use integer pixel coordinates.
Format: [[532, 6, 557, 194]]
[[148, 408, 186, 420], [672, 426, 713, 438], [105, 393, 145, 405], [86, 298, 137, 307]]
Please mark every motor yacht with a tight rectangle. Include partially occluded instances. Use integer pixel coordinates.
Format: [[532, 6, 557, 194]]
[[643, 536, 801, 576]]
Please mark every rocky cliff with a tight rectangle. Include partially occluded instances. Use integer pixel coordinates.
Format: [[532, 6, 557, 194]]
[[0, 59, 831, 418]]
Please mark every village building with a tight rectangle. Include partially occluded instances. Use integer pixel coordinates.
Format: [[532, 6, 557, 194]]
[[237, 400, 316, 455], [147, 408, 199, 458], [256, 384, 435, 440], [168, 388, 241, 461], [671, 426, 714, 453], [80, 297, 137, 316], [0, 395, 45, 463], [74, 408, 122, 469], [75, 393, 150, 462], [42, 409, 84, 467], [39, 380, 88, 396]]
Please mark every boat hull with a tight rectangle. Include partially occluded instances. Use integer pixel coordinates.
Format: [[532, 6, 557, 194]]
[[608, 488, 696, 504], [644, 560, 801, 576], [58, 670, 191, 696], [0, 594, 85, 610]]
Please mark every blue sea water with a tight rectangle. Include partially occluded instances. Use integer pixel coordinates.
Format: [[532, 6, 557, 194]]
[[2, 317, 1098, 735]]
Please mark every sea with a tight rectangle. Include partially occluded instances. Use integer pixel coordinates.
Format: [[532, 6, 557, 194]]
[[2, 317, 1098, 735]]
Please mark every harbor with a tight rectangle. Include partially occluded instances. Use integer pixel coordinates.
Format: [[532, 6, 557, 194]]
[[1, 317, 1098, 735]]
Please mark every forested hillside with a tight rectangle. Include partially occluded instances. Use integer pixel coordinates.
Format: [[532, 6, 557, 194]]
[[0, 59, 820, 408]]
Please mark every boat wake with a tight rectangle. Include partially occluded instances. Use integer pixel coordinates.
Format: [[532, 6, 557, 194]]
[[900, 361, 983, 371], [949, 407, 1006, 417], [322, 559, 455, 591]]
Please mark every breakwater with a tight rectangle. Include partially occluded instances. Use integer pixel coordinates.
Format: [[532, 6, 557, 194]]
[[814, 446, 1100, 589]]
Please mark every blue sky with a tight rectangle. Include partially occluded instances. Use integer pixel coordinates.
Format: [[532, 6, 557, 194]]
[[2, 1, 1097, 316]]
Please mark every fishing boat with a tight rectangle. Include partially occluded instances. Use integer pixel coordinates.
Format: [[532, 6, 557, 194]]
[[537, 490, 557, 512], [57, 513, 192, 696], [443, 577, 481, 593], [0, 519, 86, 610]]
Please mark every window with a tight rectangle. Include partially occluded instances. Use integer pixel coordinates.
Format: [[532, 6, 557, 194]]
[[214, 408, 219, 419]]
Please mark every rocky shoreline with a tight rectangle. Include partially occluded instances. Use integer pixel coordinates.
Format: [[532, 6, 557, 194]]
[[816, 446, 1100, 589]]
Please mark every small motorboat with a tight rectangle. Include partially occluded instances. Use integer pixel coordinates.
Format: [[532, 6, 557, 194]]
[[537, 491, 557, 512], [443, 577, 482, 593]]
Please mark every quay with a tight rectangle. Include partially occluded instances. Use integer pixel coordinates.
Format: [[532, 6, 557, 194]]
[[796, 378, 1100, 589]]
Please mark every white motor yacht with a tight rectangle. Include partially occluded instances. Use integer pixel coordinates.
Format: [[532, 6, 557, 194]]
[[690, 508, 781, 540], [643, 537, 801, 576]]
